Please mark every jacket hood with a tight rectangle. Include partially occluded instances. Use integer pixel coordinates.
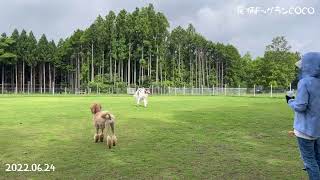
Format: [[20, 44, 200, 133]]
[[301, 52, 320, 78]]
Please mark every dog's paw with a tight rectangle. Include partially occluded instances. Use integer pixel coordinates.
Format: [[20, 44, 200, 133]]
[[99, 134, 104, 142], [107, 136, 112, 149], [112, 135, 117, 146], [94, 134, 99, 143]]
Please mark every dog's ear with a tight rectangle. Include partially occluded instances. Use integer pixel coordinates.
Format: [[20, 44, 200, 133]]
[[90, 103, 96, 114], [90, 103, 101, 114]]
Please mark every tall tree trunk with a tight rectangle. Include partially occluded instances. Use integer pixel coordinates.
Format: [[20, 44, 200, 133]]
[[109, 50, 112, 82], [22, 61, 25, 93], [122, 61, 124, 82], [15, 63, 18, 94], [114, 59, 116, 85], [102, 51, 105, 75], [134, 58, 136, 86], [30, 66, 33, 93], [198, 52, 200, 87], [128, 45, 131, 86], [190, 51, 193, 86], [2, 65, 4, 94], [75, 56, 78, 92], [11, 66, 13, 91], [141, 46, 144, 85], [118, 60, 120, 82], [121, 60, 123, 82], [216, 61, 219, 87], [206, 56, 209, 86], [178, 45, 181, 78], [195, 50, 198, 88], [53, 66, 56, 93], [33, 67, 37, 92], [156, 45, 159, 83], [43, 63, 46, 93], [49, 63, 52, 92], [91, 43, 94, 82], [148, 50, 151, 78], [78, 54, 80, 91], [39, 65, 43, 93], [221, 62, 224, 88], [160, 60, 163, 84], [87, 55, 90, 84], [202, 53, 205, 87], [33, 66, 35, 93], [142, 66, 144, 83], [139, 65, 141, 85]]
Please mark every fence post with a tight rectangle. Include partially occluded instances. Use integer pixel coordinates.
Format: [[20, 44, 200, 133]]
[[254, 84, 256, 97], [271, 85, 273, 97], [64, 87, 67, 94], [238, 85, 241, 96], [224, 84, 227, 96], [174, 87, 177, 96], [201, 85, 204, 95]]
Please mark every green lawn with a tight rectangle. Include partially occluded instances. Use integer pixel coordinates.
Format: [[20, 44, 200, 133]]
[[0, 96, 306, 179]]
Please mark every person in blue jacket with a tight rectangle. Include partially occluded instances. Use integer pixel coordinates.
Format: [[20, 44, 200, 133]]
[[287, 52, 320, 180]]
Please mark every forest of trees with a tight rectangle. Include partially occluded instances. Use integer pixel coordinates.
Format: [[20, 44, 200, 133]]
[[0, 4, 299, 93]]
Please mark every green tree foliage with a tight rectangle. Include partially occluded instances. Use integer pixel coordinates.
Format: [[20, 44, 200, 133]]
[[247, 36, 299, 88], [0, 5, 300, 94]]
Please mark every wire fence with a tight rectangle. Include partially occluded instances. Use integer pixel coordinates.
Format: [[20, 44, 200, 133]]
[[128, 86, 291, 97], [0, 83, 293, 97]]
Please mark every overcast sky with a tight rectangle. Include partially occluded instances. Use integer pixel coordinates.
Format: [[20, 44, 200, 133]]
[[0, 0, 319, 57]]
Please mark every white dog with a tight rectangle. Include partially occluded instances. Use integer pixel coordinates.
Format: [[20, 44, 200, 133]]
[[134, 88, 150, 107]]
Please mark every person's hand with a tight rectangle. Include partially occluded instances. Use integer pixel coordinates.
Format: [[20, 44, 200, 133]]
[[286, 95, 295, 103]]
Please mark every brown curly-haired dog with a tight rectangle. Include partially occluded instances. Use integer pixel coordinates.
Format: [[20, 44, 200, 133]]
[[90, 103, 117, 149]]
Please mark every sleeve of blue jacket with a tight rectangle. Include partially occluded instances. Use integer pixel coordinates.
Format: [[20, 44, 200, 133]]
[[288, 80, 309, 112]]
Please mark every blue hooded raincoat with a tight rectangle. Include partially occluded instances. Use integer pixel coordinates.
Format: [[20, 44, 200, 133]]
[[289, 52, 320, 137]]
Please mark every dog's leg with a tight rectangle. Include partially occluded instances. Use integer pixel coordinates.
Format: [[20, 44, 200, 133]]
[[137, 97, 140, 106], [94, 128, 99, 143], [112, 135, 117, 146], [99, 128, 104, 142], [110, 122, 117, 146], [105, 122, 112, 149], [107, 135, 112, 149], [143, 98, 147, 107]]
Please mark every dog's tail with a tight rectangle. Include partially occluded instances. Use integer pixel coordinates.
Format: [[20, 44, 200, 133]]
[[101, 112, 115, 134], [288, 131, 295, 137], [101, 112, 111, 120]]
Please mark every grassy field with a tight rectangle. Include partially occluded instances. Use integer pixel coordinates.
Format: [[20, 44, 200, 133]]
[[0, 95, 307, 179]]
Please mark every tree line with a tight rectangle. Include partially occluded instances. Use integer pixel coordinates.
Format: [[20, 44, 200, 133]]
[[0, 4, 299, 93]]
